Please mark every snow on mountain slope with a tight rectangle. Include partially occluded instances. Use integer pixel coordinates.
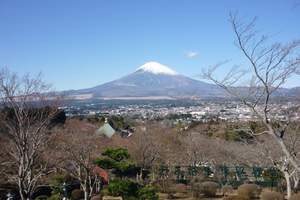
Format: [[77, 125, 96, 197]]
[[67, 61, 300, 100], [69, 61, 225, 99], [136, 61, 179, 75]]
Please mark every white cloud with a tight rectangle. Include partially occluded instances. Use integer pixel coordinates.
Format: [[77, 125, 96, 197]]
[[185, 51, 199, 58]]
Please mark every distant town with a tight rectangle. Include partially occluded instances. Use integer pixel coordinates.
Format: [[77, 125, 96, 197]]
[[62, 99, 300, 122]]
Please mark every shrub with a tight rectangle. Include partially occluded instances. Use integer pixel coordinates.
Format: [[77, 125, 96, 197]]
[[262, 168, 283, 187], [48, 173, 75, 197], [70, 189, 84, 200], [101, 188, 110, 196], [237, 184, 261, 199], [168, 183, 188, 194], [90, 195, 102, 200], [191, 182, 202, 198], [223, 195, 249, 200], [96, 147, 139, 178], [153, 179, 172, 193], [199, 181, 219, 197], [222, 185, 234, 196], [290, 193, 300, 200], [225, 129, 253, 142], [261, 191, 284, 200], [191, 176, 204, 184], [138, 186, 158, 200], [34, 195, 48, 200], [108, 179, 140, 198], [102, 147, 130, 162], [47, 194, 61, 200], [125, 197, 138, 200]]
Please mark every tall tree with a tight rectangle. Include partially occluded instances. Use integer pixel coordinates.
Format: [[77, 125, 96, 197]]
[[130, 123, 164, 182], [55, 120, 103, 200], [202, 13, 300, 198], [0, 68, 60, 200]]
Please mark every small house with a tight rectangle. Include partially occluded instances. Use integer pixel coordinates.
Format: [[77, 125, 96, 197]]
[[95, 119, 116, 138]]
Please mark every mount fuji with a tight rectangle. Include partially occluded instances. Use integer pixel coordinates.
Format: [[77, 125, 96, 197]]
[[67, 61, 226, 100]]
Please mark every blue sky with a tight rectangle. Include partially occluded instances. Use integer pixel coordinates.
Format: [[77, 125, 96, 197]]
[[0, 0, 299, 90]]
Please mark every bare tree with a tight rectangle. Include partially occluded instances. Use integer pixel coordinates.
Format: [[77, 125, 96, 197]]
[[183, 132, 222, 167], [130, 122, 170, 183], [0, 68, 60, 200], [202, 13, 300, 198], [131, 123, 164, 167], [56, 120, 103, 200], [284, 122, 300, 190]]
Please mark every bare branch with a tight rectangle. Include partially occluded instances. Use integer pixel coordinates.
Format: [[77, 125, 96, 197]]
[[202, 13, 300, 198], [0, 68, 61, 200]]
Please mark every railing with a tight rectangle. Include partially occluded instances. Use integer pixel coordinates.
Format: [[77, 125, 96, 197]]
[[148, 165, 282, 188]]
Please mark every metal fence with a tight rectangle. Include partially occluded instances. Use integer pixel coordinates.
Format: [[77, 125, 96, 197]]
[[152, 165, 282, 188]]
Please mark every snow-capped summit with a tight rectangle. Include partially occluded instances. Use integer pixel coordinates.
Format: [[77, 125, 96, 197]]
[[136, 61, 179, 75], [69, 61, 225, 99]]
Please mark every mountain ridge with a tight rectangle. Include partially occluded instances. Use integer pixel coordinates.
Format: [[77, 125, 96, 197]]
[[65, 62, 298, 100]]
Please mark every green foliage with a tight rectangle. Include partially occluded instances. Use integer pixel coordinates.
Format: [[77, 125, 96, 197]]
[[248, 121, 262, 133], [48, 173, 74, 198], [35, 195, 48, 200], [262, 168, 283, 186], [187, 166, 199, 176], [235, 166, 247, 182], [174, 166, 185, 181], [102, 148, 130, 162], [261, 191, 284, 200], [108, 179, 140, 199], [96, 148, 177, 200], [137, 186, 159, 200], [50, 110, 66, 126], [95, 154, 136, 172], [225, 129, 241, 141], [225, 129, 253, 142], [96, 147, 139, 178], [101, 188, 110, 196], [203, 166, 213, 177], [252, 166, 263, 180], [107, 180, 158, 200], [158, 165, 169, 177], [94, 158, 116, 169], [46, 194, 61, 200], [114, 162, 140, 177]]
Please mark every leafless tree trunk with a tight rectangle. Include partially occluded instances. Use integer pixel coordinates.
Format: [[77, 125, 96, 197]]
[[202, 13, 300, 198], [292, 172, 300, 191], [57, 126, 102, 200], [0, 68, 60, 200], [131, 123, 162, 182]]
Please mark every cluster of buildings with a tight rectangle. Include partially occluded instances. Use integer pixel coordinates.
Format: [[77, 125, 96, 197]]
[[61, 100, 300, 123]]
